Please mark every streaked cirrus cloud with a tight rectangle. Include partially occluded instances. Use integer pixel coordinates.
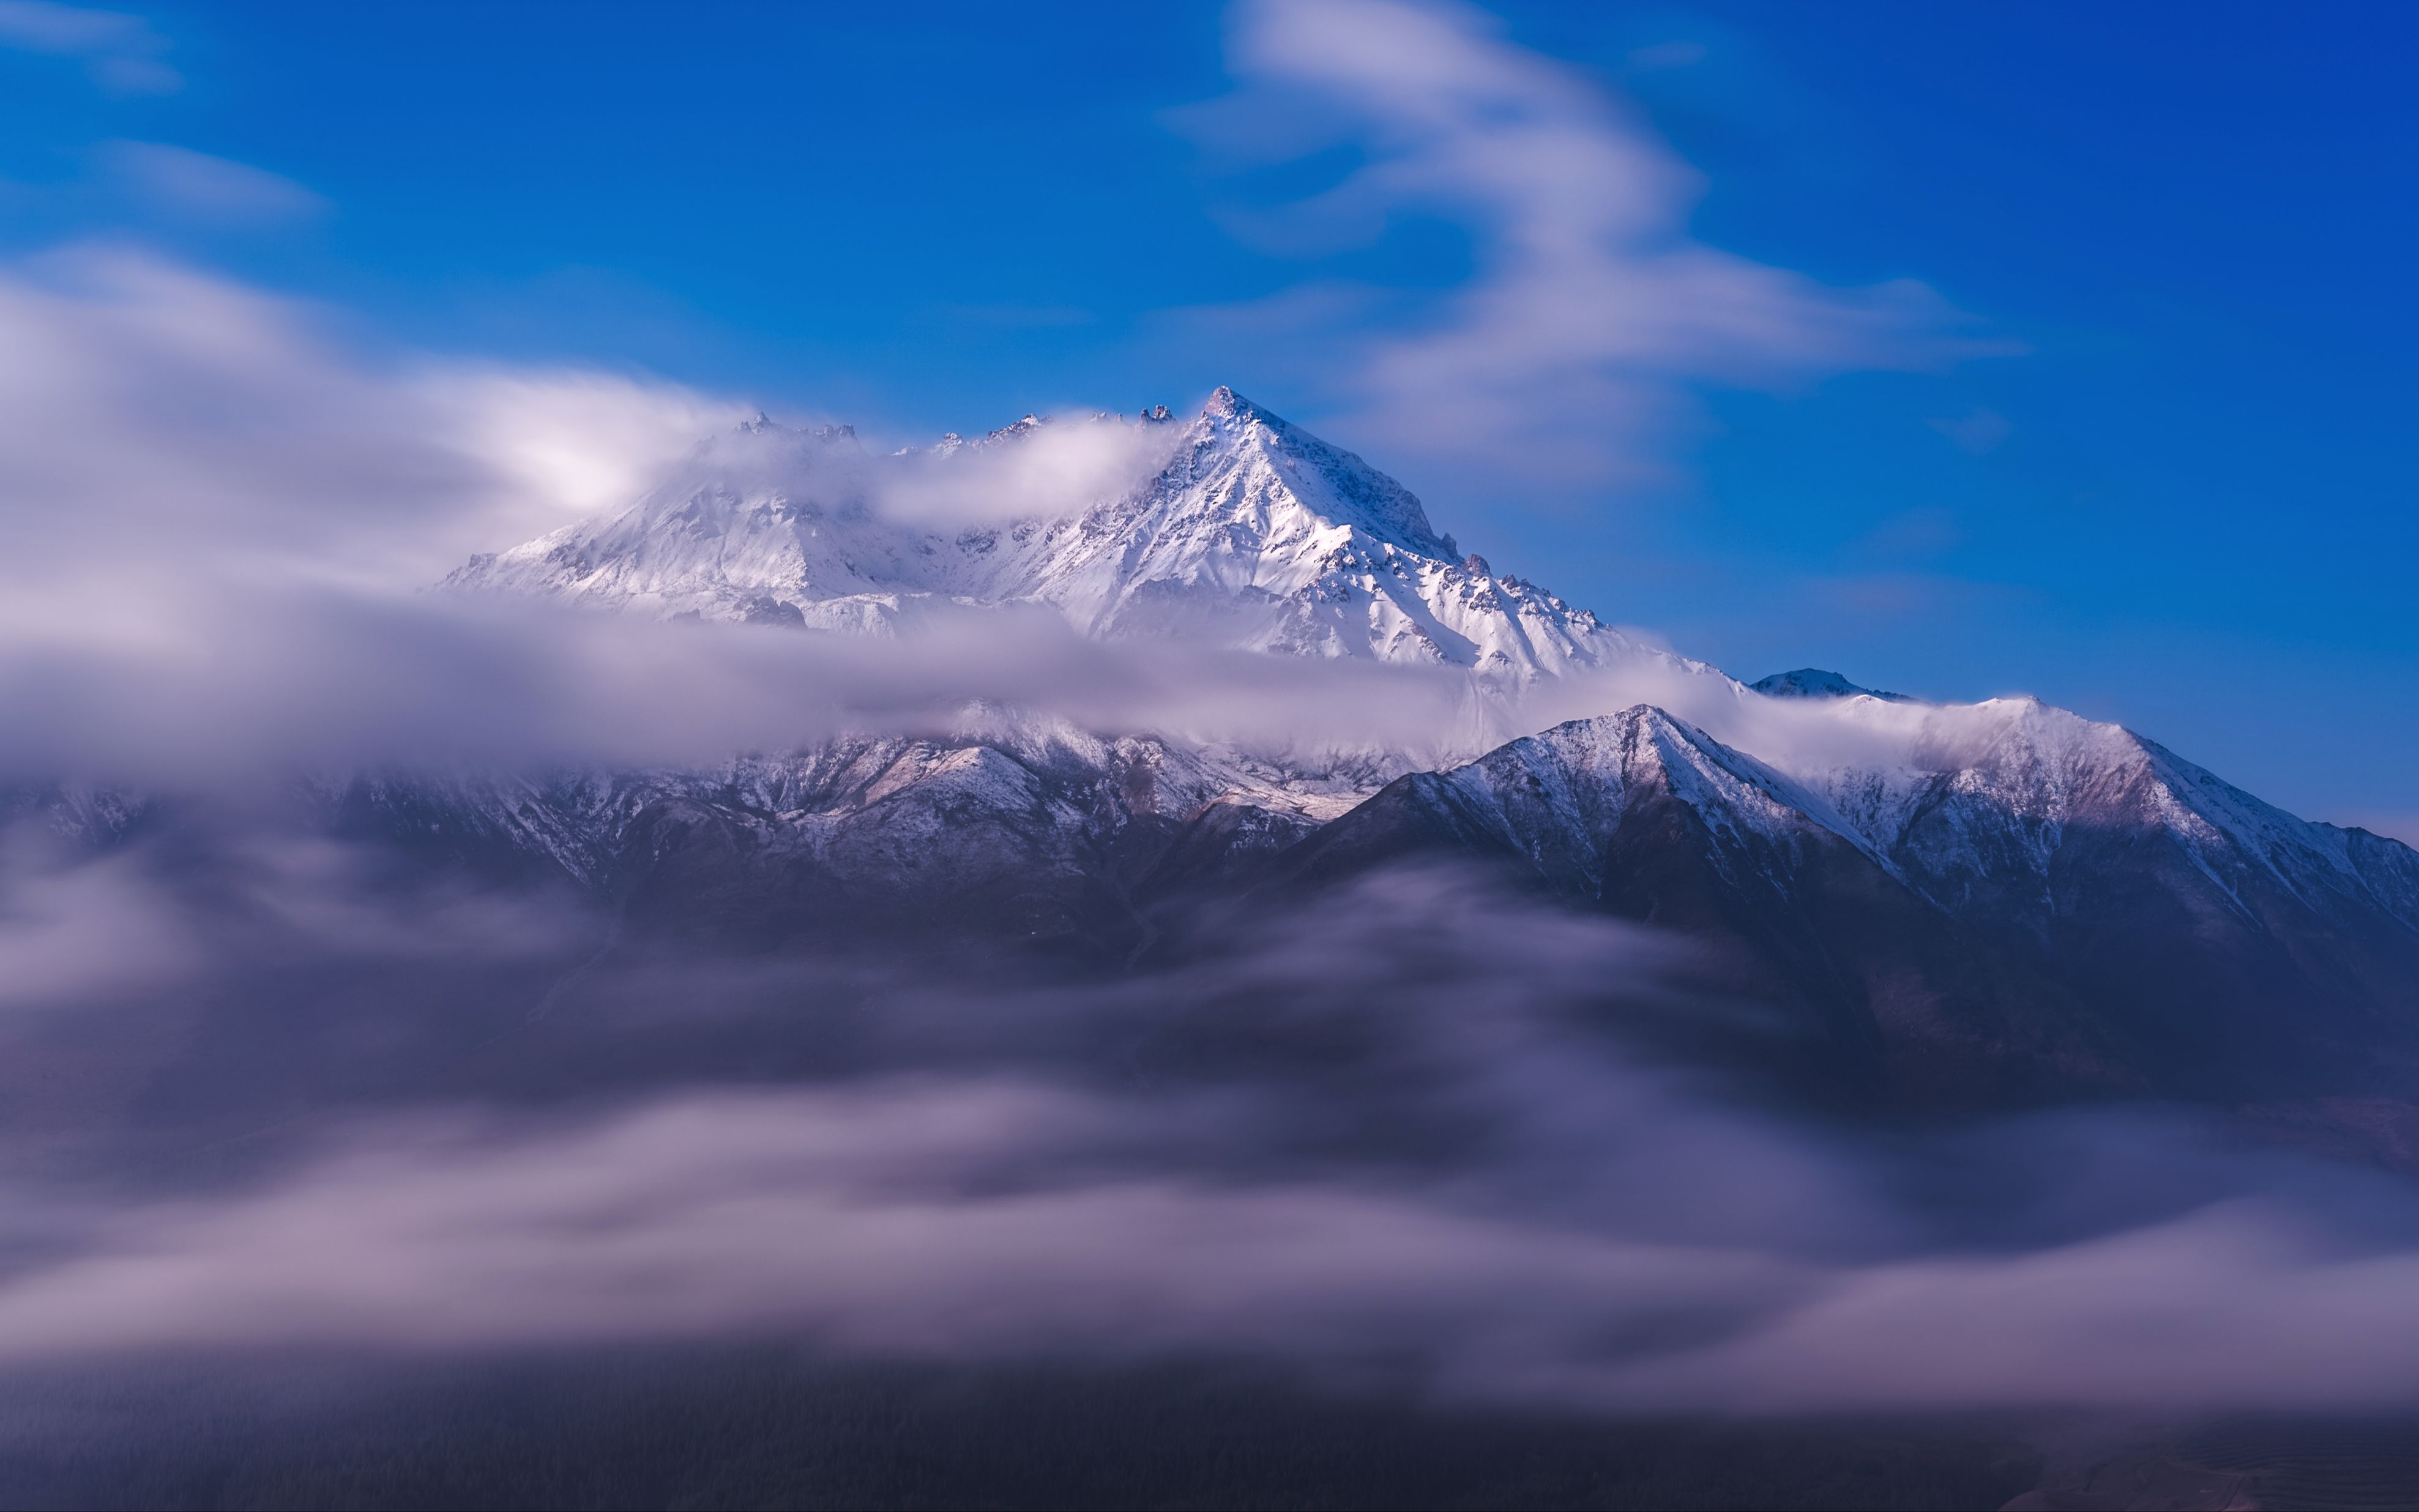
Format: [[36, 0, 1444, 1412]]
[[0, 0, 177, 94], [1170, 0, 2003, 491]]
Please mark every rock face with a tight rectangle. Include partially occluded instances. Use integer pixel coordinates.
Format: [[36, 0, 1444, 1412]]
[[390, 390, 2419, 1108]]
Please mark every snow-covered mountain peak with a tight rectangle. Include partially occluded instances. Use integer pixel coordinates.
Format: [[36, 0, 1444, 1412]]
[[1176, 385, 1450, 560], [444, 387, 1710, 693]]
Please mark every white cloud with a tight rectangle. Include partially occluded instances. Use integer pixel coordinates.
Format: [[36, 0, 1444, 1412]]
[[419, 368, 758, 526], [0, 836, 197, 1010], [1174, 0, 1996, 491], [0, 0, 177, 94], [0, 247, 744, 608], [100, 141, 327, 223], [876, 414, 1186, 527]]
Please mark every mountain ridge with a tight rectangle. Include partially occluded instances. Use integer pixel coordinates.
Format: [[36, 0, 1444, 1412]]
[[296, 386, 2419, 1106]]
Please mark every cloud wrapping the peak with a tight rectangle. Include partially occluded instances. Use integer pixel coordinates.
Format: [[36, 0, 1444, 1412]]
[[876, 412, 1189, 528], [1179, 0, 1989, 489], [0, 249, 1486, 787], [0, 244, 2063, 792]]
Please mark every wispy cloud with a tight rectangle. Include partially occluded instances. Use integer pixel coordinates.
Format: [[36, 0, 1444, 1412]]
[[0, 247, 744, 600], [1171, 0, 1998, 491], [0, 0, 177, 94], [1928, 405, 2013, 455], [99, 141, 327, 223]]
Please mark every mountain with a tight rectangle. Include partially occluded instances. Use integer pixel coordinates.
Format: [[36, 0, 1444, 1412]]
[[406, 389, 2419, 1109], [1288, 699, 2419, 1103]]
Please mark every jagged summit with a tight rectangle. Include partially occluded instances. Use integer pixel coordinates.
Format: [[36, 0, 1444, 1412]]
[[1187, 384, 1450, 559], [1751, 668, 1914, 702], [444, 387, 1710, 688]]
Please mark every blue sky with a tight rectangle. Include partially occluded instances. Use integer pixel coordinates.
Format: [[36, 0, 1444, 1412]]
[[1, 0, 2411, 830]]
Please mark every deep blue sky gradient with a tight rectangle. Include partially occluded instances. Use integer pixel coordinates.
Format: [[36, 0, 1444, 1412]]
[[2, 1, 2411, 827]]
